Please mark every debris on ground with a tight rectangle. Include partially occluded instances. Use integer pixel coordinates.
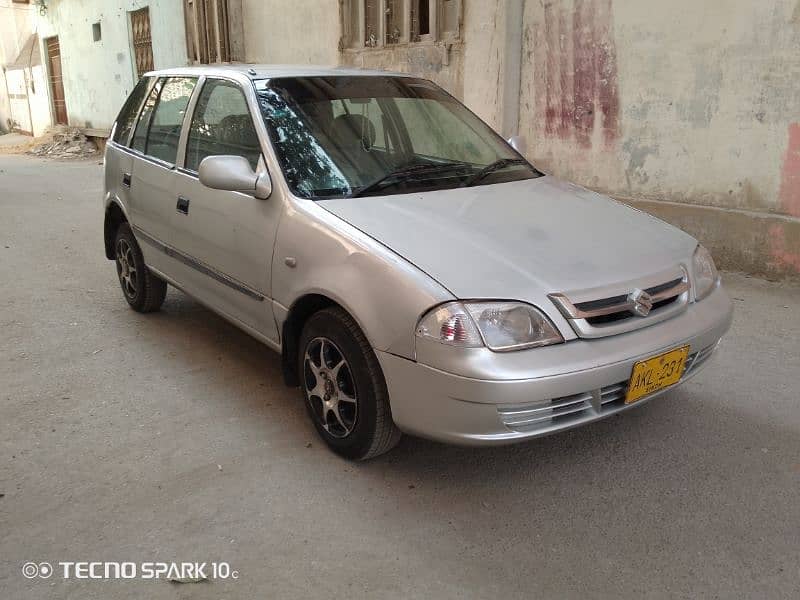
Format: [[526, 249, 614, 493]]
[[28, 126, 98, 158]]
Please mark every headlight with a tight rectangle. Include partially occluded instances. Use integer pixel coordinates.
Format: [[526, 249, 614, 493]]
[[692, 244, 720, 301], [415, 302, 483, 348], [416, 301, 563, 351]]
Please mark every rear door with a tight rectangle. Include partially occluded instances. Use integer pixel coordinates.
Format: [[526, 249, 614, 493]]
[[105, 76, 153, 222], [170, 77, 280, 340], [127, 76, 196, 274]]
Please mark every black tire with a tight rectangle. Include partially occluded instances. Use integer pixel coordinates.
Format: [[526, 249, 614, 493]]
[[113, 223, 167, 313], [298, 307, 401, 460]]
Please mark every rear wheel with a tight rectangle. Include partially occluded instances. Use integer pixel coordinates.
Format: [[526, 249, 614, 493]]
[[299, 307, 401, 460], [114, 223, 167, 313]]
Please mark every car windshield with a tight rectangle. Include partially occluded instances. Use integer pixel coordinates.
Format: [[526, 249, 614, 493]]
[[254, 76, 541, 199]]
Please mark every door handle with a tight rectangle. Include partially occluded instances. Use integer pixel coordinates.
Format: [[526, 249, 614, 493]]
[[176, 196, 190, 215], [122, 173, 131, 188]]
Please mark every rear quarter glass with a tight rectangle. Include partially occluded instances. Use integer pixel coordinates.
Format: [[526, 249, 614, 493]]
[[112, 77, 152, 145]]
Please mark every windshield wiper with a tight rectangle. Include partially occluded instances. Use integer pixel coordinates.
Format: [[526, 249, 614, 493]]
[[352, 161, 472, 197], [460, 158, 537, 187]]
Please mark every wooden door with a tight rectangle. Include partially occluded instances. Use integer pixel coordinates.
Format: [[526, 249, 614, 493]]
[[130, 7, 154, 77], [45, 37, 68, 125]]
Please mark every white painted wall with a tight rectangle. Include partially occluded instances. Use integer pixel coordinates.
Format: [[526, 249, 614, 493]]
[[241, 0, 340, 65], [35, 0, 189, 132], [28, 64, 51, 136]]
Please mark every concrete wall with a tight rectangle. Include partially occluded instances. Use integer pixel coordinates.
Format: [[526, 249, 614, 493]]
[[27, 64, 51, 136], [36, 0, 189, 132], [241, 0, 339, 65], [0, 0, 36, 133], [519, 0, 800, 277], [341, 40, 466, 101]]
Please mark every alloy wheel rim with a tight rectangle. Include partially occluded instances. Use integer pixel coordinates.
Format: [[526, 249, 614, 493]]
[[115, 238, 138, 299], [303, 337, 358, 438]]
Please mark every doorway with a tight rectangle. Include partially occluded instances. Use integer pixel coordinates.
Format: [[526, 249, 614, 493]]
[[44, 36, 67, 125], [130, 7, 155, 78]]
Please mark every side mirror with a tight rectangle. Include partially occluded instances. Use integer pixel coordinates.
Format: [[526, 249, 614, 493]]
[[198, 155, 272, 200], [507, 135, 527, 156]]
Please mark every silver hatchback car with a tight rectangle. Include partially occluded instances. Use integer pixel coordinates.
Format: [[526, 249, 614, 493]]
[[104, 65, 732, 459]]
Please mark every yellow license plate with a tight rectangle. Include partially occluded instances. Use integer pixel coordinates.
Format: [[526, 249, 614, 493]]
[[625, 346, 690, 404]]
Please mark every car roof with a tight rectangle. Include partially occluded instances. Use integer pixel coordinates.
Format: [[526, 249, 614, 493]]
[[144, 64, 413, 80]]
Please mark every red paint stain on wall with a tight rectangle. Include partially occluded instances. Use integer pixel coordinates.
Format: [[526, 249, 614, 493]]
[[779, 123, 800, 218], [543, 4, 558, 136], [595, 0, 620, 146], [767, 223, 800, 273], [768, 127, 800, 275], [573, 0, 597, 148], [539, 0, 619, 148], [557, 8, 574, 139]]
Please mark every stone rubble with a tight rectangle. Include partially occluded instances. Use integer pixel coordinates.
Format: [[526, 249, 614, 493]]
[[28, 126, 98, 158]]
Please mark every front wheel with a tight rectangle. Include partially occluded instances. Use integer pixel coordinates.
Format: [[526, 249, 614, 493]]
[[299, 307, 401, 460]]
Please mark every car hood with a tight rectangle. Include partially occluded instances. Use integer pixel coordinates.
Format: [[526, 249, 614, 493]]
[[318, 176, 697, 302]]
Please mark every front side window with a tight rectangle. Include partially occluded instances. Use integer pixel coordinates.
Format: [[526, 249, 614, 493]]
[[255, 76, 540, 199], [112, 77, 151, 145], [185, 79, 262, 172]]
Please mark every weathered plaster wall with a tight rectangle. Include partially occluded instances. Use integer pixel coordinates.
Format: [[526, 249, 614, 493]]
[[241, 0, 340, 65], [36, 0, 188, 131], [460, 0, 506, 130], [519, 0, 800, 275], [27, 64, 51, 136], [341, 42, 465, 101], [3, 65, 50, 137]]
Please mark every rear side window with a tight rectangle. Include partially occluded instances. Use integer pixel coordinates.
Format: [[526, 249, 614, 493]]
[[130, 77, 196, 164], [185, 79, 261, 172], [145, 77, 196, 163], [112, 77, 151, 145]]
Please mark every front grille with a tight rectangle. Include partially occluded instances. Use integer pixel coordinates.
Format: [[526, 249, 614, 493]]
[[574, 278, 683, 315], [548, 269, 691, 339], [497, 343, 718, 434]]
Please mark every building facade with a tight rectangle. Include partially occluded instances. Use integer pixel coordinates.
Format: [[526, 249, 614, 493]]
[[2, 0, 797, 276], [32, 0, 188, 134]]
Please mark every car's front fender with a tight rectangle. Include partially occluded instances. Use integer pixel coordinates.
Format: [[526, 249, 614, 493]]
[[272, 198, 454, 358]]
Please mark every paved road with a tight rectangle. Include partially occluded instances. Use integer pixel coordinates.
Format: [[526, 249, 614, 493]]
[[1, 155, 799, 599]]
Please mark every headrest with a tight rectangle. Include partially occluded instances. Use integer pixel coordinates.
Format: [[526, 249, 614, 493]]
[[330, 113, 377, 150]]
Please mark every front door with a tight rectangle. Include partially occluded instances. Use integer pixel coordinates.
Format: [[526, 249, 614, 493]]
[[45, 37, 67, 125], [171, 77, 280, 341]]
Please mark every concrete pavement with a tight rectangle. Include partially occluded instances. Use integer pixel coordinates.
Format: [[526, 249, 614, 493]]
[[1, 154, 799, 599]]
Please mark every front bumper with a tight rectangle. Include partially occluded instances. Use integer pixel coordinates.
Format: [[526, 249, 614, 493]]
[[378, 285, 733, 445]]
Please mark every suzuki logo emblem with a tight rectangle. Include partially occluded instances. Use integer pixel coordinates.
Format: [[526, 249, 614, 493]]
[[628, 289, 653, 317]]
